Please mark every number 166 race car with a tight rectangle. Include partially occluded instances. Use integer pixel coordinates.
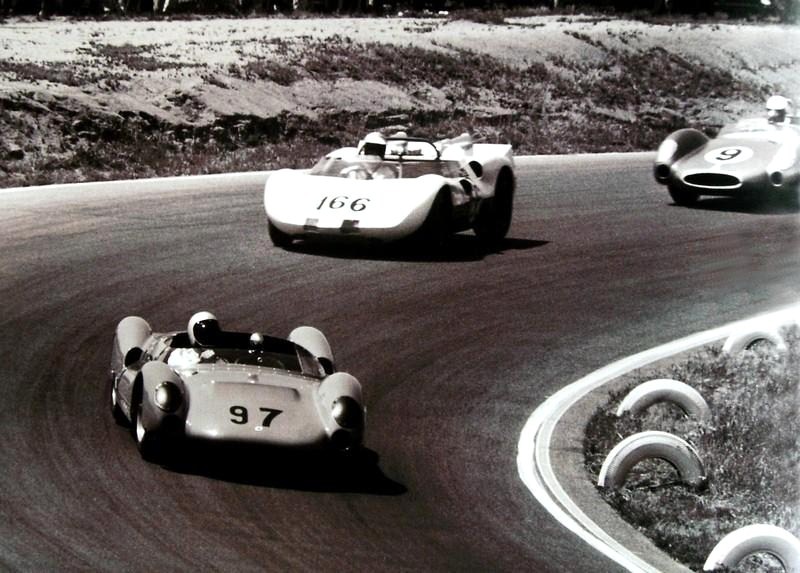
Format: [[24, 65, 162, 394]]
[[109, 311, 365, 462], [263, 132, 515, 248]]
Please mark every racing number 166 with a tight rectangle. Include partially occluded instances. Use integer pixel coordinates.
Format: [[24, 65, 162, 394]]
[[316, 196, 370, 212]]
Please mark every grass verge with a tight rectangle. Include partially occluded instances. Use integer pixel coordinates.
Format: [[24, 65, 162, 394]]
[[584, 326, 800, 572]]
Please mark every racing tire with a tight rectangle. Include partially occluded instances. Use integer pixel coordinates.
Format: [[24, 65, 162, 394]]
[[109, 374, 128, 426], [268, 220, 294, 249], [474, 168, 515, 247], [131, 392, 162, 463], [414, 189, 452, 251], [668, 184, 699, 207]]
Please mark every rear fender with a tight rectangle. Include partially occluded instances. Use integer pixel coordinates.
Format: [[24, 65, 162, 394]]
[[289, 326, 335, 374], [654, 129, 709, 183], [111, 316, 152, 375]]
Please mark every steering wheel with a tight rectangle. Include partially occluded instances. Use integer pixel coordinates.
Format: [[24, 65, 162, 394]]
[[340, 165, 373, 180]]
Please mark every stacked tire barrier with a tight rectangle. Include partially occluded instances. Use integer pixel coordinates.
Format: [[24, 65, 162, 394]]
[[597, 315, 799, 571]]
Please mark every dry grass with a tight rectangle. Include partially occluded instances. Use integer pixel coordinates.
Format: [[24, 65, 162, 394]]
[[0, 15, 785, 187], [584, 327, 800, 572]]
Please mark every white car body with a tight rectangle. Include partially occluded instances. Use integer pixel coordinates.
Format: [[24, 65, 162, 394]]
[[264, 134, 515, 247]]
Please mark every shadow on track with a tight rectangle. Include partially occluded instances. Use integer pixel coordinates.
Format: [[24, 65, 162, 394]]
[[281, 235, 548, 263], [158, 443, 407, 496], [673, 196, 800, 215]]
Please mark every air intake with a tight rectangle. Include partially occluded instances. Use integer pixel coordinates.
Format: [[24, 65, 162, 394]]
[[683, 173, 741, 189]]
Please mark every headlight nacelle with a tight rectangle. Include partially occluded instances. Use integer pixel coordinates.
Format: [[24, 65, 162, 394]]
[[331, 396, 364, 430], [154, 381, 182, 413]]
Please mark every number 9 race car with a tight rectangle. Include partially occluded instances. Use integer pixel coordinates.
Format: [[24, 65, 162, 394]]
[[263, 132, 515, 248], [654, 97, 800, 206], [108, 311, 365, 462]]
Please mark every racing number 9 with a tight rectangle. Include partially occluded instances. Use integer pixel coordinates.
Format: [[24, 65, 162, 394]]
[[316, 196, 370, 212], [229, 406, 283, 427], [715, 148, 742, 161]]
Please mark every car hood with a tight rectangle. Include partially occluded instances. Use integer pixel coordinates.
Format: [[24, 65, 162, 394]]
[[177, 364, 328, 446], [264, 169, 446, 230], [677, 134, 799, 178]]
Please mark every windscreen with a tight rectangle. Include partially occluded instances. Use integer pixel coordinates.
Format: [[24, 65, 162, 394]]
[[310, 156, 460, 179]]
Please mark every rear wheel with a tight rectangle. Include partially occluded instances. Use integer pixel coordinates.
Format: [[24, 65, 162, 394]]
[[667, 184, 699, 207], [474, 168, 515, 246], [268, 220, 294, 249]]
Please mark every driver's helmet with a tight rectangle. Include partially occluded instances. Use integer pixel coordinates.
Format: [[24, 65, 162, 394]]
[[188, 311, 221, 347], [766, 95, 791, 123], [358, 132, 387, 158], [249, 332, 264, 352]]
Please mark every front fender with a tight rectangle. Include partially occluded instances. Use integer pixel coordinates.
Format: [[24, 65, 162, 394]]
[[111, 316, 152, 372], [654, 128, 709, 184]]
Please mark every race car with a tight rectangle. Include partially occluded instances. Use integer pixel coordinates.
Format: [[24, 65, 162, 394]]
[[108, 311, 365, 461], [263, 132, 515, 248], [654, 96, 800, 206]]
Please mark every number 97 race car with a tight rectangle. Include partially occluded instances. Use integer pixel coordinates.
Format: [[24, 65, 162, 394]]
[[654, 97, 800, 206], [108, 311, 365, 462], [263, 132, 515, 248]]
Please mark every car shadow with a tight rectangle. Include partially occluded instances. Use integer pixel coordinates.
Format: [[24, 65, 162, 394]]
[[282, 234, 548, 262], [675, 196, 800, 215], [162, 443, 407, 496]]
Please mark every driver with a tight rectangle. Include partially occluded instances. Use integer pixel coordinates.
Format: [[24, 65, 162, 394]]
[[766, 95, 792, 124], [168, 311, 221, 368], [358, 132, 387, 158]]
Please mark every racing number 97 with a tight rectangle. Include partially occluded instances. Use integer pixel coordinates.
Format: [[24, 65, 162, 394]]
[[316, 196, 370, 212], [230, 406, 283, 427]]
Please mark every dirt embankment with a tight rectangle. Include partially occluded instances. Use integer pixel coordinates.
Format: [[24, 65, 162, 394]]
[[1, 15, 799, 186]]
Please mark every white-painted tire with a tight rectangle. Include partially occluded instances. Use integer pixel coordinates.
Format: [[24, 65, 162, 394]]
[[722, 324, 787, 355], [597, 430, 706, 490], [703, 524, 800, 572], [615, 378, 711, 421]]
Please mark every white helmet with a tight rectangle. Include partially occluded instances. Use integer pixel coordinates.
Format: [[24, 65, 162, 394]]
[[358, 132, 387, 157], [187, 311, 220, 347], [249, 332, 264, 350], [766, 95, 791, 123]]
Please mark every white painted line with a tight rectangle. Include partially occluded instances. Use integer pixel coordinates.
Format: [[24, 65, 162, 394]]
[[517, 303, 800, 572]]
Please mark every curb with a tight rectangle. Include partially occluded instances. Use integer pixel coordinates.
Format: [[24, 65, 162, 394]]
[[517, 302, 800, 572]]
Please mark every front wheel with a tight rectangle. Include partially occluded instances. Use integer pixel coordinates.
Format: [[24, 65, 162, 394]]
[[268, 220, 294, 249], [667, 184, 699, 207], [131, 395, 162, 462], [109, 374, 128, 426], [413, 189, 452, 251]]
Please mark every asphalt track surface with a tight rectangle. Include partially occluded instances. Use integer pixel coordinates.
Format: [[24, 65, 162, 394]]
[[2, 153, 799, 572]]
